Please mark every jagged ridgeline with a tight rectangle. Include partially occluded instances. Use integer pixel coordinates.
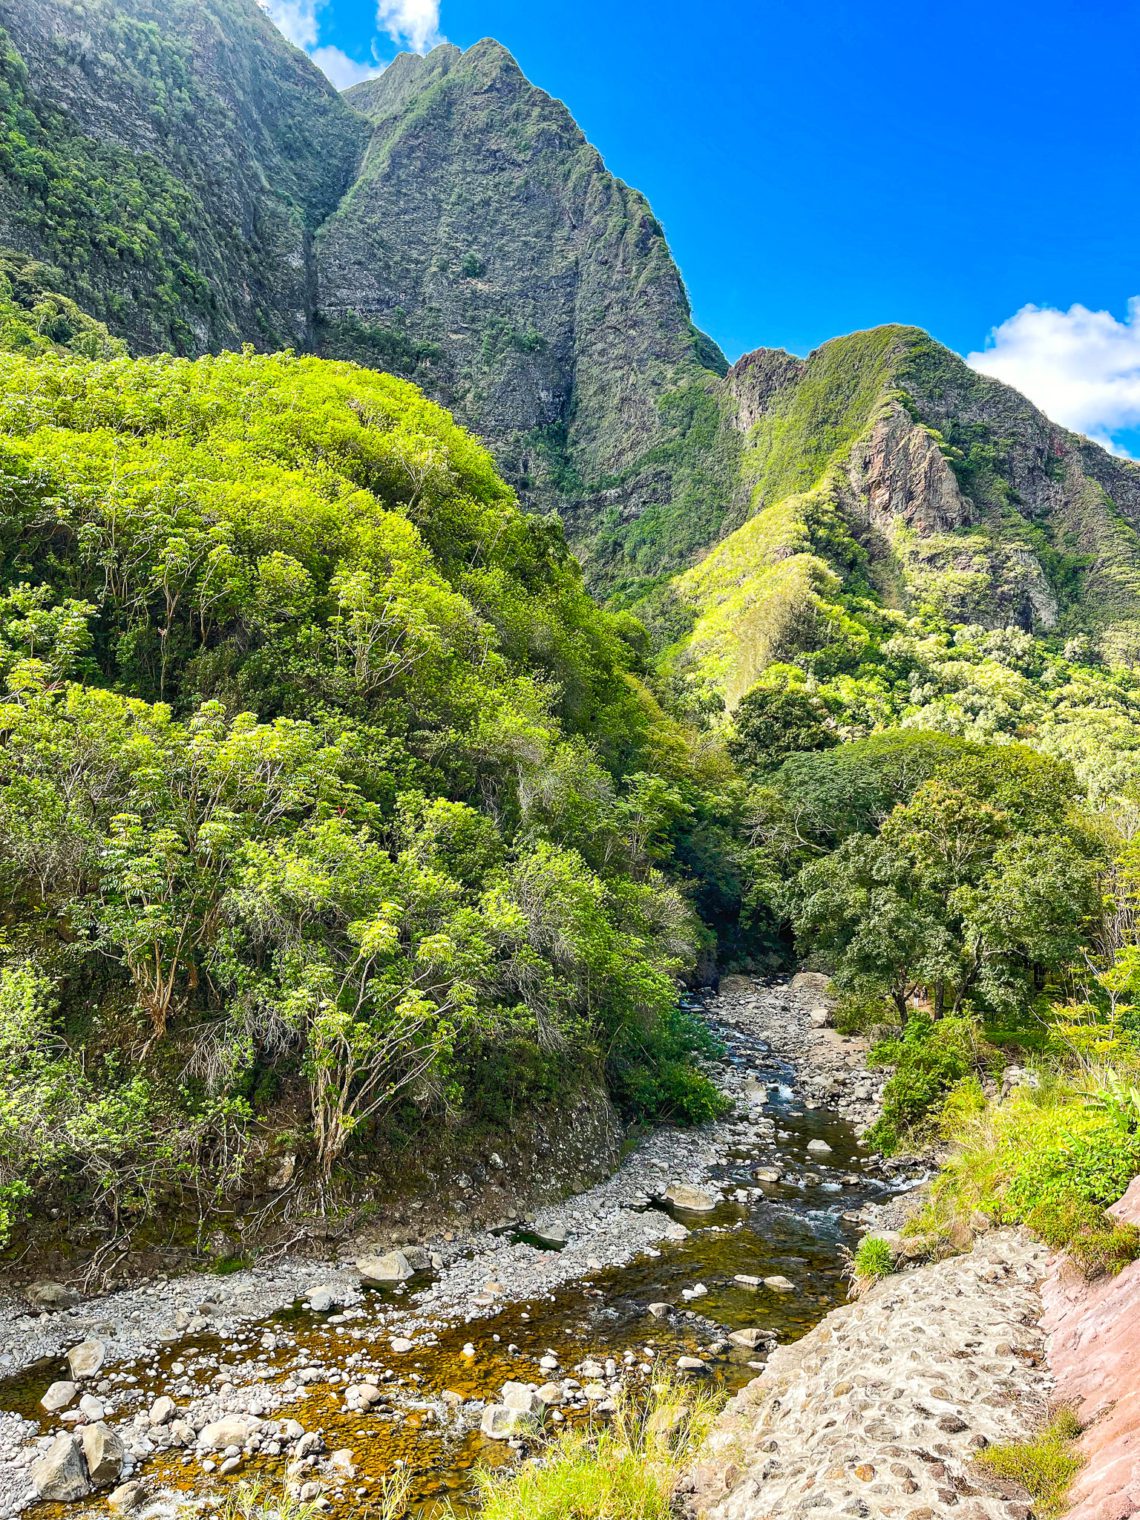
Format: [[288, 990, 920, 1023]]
[[665, 326, 1140, 704], [0, 340, 734, 1240]]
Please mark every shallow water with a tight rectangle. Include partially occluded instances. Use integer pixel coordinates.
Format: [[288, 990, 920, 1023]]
[[4, 1023, 902, 1516]]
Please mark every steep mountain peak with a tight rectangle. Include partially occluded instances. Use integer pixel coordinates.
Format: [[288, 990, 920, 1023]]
[[317, 35, 721, 552], [343, 42, 461, 119]]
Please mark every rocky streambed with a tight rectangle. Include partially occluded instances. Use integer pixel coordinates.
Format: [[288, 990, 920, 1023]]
[[0, 978, 918, 1519]]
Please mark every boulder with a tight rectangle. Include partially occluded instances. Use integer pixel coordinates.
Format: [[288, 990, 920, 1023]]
[[108, 1480, 147, 1514], [80, 1422, 125, 1487], [356, 1251, 414, 1285], [501, 1381, 544, 1415], [729, 1327, 769, 1349], [197, 1414, 262, 1450], [148, 1396, 176, 1427], [537, 1382, 563, 1405], [807, 1139, 833, 1155], [31, 1433, 91, 1501], [677, 1356, 707, 1372], [67, 1339, 106, 1380], [27, 1281, 78, 1312], [764, 1274, 795, 1292], [78, 1393, 105, 1421], [41, 1380, 79, 1413], [307, 1285, 342, 1312], [531, 1221, 568, 1249], [647, 1302, 672, 1318], [662, 1183, 717, 1212], [480, 1404, 525, 1439]]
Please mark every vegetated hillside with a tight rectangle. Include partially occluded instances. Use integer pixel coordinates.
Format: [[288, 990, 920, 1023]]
[[666, 326, 1140, 715], [0, 343, 737, 1254], [0, 1, 737, 586], [320, 40, 731, 589], [0, 0, 367, 351]]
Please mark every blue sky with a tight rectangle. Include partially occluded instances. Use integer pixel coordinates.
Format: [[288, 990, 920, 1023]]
[[264, 0, 1140, 454]]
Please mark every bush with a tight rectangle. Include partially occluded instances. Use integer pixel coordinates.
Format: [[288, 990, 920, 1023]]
[[608, 1003, 730, 1126], [833, 989, 896, 1036], [865, 1015, 986, 1154], [923, 1072, 1140, 1275], [851, 1235, 895, 1284], [975, 1408, 1082, 1517]]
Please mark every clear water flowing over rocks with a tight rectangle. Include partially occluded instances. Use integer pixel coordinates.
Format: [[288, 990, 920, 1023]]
[[0, 981, 918, 1518]]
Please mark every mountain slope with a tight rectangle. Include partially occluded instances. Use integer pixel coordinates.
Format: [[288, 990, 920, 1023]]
[[668, 326, 1140, 706], [318, 40, 729, 582], [0, 0, 367, 351]]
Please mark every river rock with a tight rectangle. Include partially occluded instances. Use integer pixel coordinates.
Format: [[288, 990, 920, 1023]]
[[346, 1383, 383, 1408], [79, 1393, 105, 1421], [390, 1336, 416, 1353], [27, 1281, 79, 1311], [81, 1422, 125, 1487], [67, 1338, 106, 1380], [663, 1183, 717, 1212], [481, 1404, 525, 1438], [357, 1251, 414, 1285], [197, 1414, 262, 1450], [108, 1480, 146, 1514], [502, 1381, 544, 1414], [148, 1396, 176, 1426], [764, 1274, 795, 1292], [41, 1380, 79, 1413], [537, 1382, 564, 1405], [532, 1221, 569, 1248], [728, 1328, 769, 1349], [647, 1302, 672, 1318], [307, 1284, 342, 1312], [31, 1433, 91, 1501], [807, 1138, 833, 1155], [678, 1356, 707, 1372]]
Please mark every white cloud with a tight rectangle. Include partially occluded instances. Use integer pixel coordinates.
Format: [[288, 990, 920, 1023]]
[[260, 0, 443, 88], [968, 298, 1140, 456], [309, 44, 384, 87], [259, 0, 323, 50], [376, 0, 442, 53]]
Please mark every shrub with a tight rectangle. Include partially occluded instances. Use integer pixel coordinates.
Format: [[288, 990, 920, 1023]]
[[608, 1003, 730, 1126], [975, 1408, 1082, 1517], [851, 1235, 895, 1284], [833, 989, 896, 1036], [865, 1015, 986, 1154], [922, 1071, 1140, 1275]]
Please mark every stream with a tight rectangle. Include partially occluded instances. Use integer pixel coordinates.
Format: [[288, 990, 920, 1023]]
[[0, 990, 913, 1518]]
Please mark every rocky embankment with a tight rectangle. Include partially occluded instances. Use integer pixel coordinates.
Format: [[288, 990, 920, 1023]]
[[0, 976, 897, 1517], [689, 1229, 1052, 1520]]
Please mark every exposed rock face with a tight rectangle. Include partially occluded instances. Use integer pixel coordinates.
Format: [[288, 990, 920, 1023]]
[[690, 1229, 1050, 1520], [1041, 1177, 1140, 1520], [319, 40, 724, 549], [0, 0, 367, 352]]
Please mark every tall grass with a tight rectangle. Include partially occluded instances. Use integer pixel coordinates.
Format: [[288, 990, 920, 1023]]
[[455, 1376, 723, 1520]]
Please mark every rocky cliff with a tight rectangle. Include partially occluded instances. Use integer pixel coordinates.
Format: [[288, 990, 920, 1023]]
[[0, 0, 367, 351], [317, 39, 729, 589], [667, 326, 1140, 703], [5, 0, 1140, 676]]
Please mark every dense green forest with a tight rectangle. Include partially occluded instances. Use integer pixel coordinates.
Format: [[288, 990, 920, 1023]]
[[0, 339, 745, 1250]]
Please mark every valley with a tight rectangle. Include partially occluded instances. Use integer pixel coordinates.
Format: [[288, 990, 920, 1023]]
[[0, 3, 1137, 1518]]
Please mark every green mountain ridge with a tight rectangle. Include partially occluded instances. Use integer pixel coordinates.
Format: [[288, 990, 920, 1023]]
[[5, 0, 1140, 696]]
